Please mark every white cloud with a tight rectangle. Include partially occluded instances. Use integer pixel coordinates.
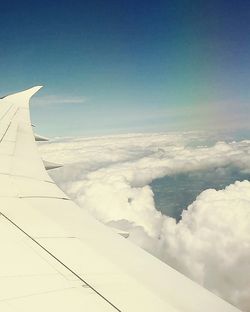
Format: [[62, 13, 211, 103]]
[[40, 132, 250, 311], [32, 94, 87, 106], [159, 182, 250, 312]]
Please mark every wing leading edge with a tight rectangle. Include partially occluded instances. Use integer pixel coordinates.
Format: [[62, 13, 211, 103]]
[[0, 87, 241, 312]]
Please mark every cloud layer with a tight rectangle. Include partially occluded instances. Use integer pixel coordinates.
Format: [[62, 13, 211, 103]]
[[40, 132, 250, 311]]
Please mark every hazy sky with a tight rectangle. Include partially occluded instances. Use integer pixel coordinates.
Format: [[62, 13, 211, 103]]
[[0, 0, 250, 136]]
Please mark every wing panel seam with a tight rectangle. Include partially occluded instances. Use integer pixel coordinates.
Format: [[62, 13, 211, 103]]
[[0, 212, 121, 312]]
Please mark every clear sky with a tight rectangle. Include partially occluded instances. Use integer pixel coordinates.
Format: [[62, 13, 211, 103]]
[[0, 0, 250, 136]]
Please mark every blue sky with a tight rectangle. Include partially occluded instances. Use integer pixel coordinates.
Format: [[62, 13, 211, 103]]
[[0, 0, 250, 136]]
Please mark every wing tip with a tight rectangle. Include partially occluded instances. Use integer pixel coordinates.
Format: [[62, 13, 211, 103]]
[[23, 85, 43, 97], [0, 85, 43, 100]]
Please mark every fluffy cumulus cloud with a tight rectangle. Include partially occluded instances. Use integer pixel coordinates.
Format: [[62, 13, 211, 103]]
[[39, 132, 250, 311], [159, 183, 250, 312]]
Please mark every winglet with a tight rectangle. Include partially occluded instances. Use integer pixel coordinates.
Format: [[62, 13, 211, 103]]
[[22, 85, 43, 97], [1, 86, 43, 106]]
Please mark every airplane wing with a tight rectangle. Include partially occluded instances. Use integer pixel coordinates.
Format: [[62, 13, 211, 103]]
[[0, 86, 241, 312]]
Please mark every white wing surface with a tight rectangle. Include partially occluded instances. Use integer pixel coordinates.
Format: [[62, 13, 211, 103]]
[[0, 87, 241, 312]]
